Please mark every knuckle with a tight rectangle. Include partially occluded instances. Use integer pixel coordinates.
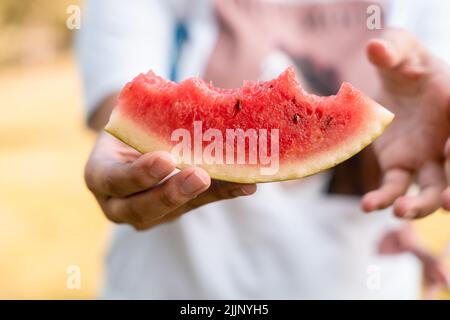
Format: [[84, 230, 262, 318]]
[[126, 200, 146, 225], [84, 163, 97, 193], [160, 188, 185, 209], [136, 157, 154, 174], [131, 222, 152, 231], [103, 205, 124, 225], [217, 187, 237, 200], [103, 200, 131, 225], [102, 172, 119, 195], [209, 182, 233, 200], [129, 170, 151, 190], [219, 189, 235, 200], [84, 174, 96, 194], [104, 210, 122, 224]]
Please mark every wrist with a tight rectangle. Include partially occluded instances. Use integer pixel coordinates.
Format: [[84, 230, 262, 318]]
[[88, 93, 119, 131]]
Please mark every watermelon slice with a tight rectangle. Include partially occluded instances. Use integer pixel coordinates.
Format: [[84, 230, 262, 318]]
[[105, 67, 393, 183]]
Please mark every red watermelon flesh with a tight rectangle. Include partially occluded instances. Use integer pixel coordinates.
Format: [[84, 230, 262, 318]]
[[105, 67, 394, 183]]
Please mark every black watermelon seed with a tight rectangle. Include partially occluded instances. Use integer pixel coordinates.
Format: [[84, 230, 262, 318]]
[[235, 100, 242, 111], [293, 114, 301, 124]]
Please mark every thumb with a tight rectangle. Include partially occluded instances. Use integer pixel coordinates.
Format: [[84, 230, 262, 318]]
[[366, 28, 421, 70]]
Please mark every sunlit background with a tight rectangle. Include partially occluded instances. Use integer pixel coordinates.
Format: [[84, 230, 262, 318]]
[[0, 0, 108, 299], [0, 0, 448, 299]]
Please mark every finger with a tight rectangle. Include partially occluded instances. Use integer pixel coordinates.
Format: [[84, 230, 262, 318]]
[[145, 181, 257, 225], [431, 265, 449, 287], [393, 162, 446, 219], [377, 231, 404, 255], [445, 136, 450, 159], [442, 188, 450, 211], [361, 168, 412, 212], [443, 139, 450, 211], [169, 181, 257, 217], [92, 151, 176, 197], [106, 167, 211, 229], [422, 259, 450, 288], [150, 181, 257, 226], [190, 180, 256, 205], [367, 28, 420, 70]]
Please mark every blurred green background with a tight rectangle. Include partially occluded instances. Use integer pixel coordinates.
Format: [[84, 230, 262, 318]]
[[0, 0, 448, 299]]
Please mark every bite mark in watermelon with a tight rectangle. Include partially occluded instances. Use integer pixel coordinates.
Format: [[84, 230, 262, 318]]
[[105, 67, 394, 183]]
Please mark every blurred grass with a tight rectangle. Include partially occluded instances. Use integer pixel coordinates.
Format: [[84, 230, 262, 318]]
[[0, 55, 108, 299]]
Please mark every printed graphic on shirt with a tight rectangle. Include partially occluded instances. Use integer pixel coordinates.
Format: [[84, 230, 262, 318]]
[[204, 0, 386, 96], [203, 0, 387, 193]]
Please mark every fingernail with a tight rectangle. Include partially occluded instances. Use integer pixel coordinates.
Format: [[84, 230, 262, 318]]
[[150, 156, 175, 179], [231, 185, 256, 197], [361, 199, 374, 213], [181, 170, 209, 195]]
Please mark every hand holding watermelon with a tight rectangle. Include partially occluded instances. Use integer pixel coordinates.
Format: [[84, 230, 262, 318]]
[[362, 29, 450, 219], [85, 131, 256, 230]]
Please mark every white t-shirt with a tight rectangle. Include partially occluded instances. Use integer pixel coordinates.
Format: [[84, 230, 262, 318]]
[[77, 0, 450, 299]]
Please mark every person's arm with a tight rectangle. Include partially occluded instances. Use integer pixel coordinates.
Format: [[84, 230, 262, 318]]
[[76, 0, 176, 125], [87, 94, 117, 131], [78, 0, 256, 230]]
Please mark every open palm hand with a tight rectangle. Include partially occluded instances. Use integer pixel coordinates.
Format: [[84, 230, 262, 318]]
[[362, 29, 450, 219]]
